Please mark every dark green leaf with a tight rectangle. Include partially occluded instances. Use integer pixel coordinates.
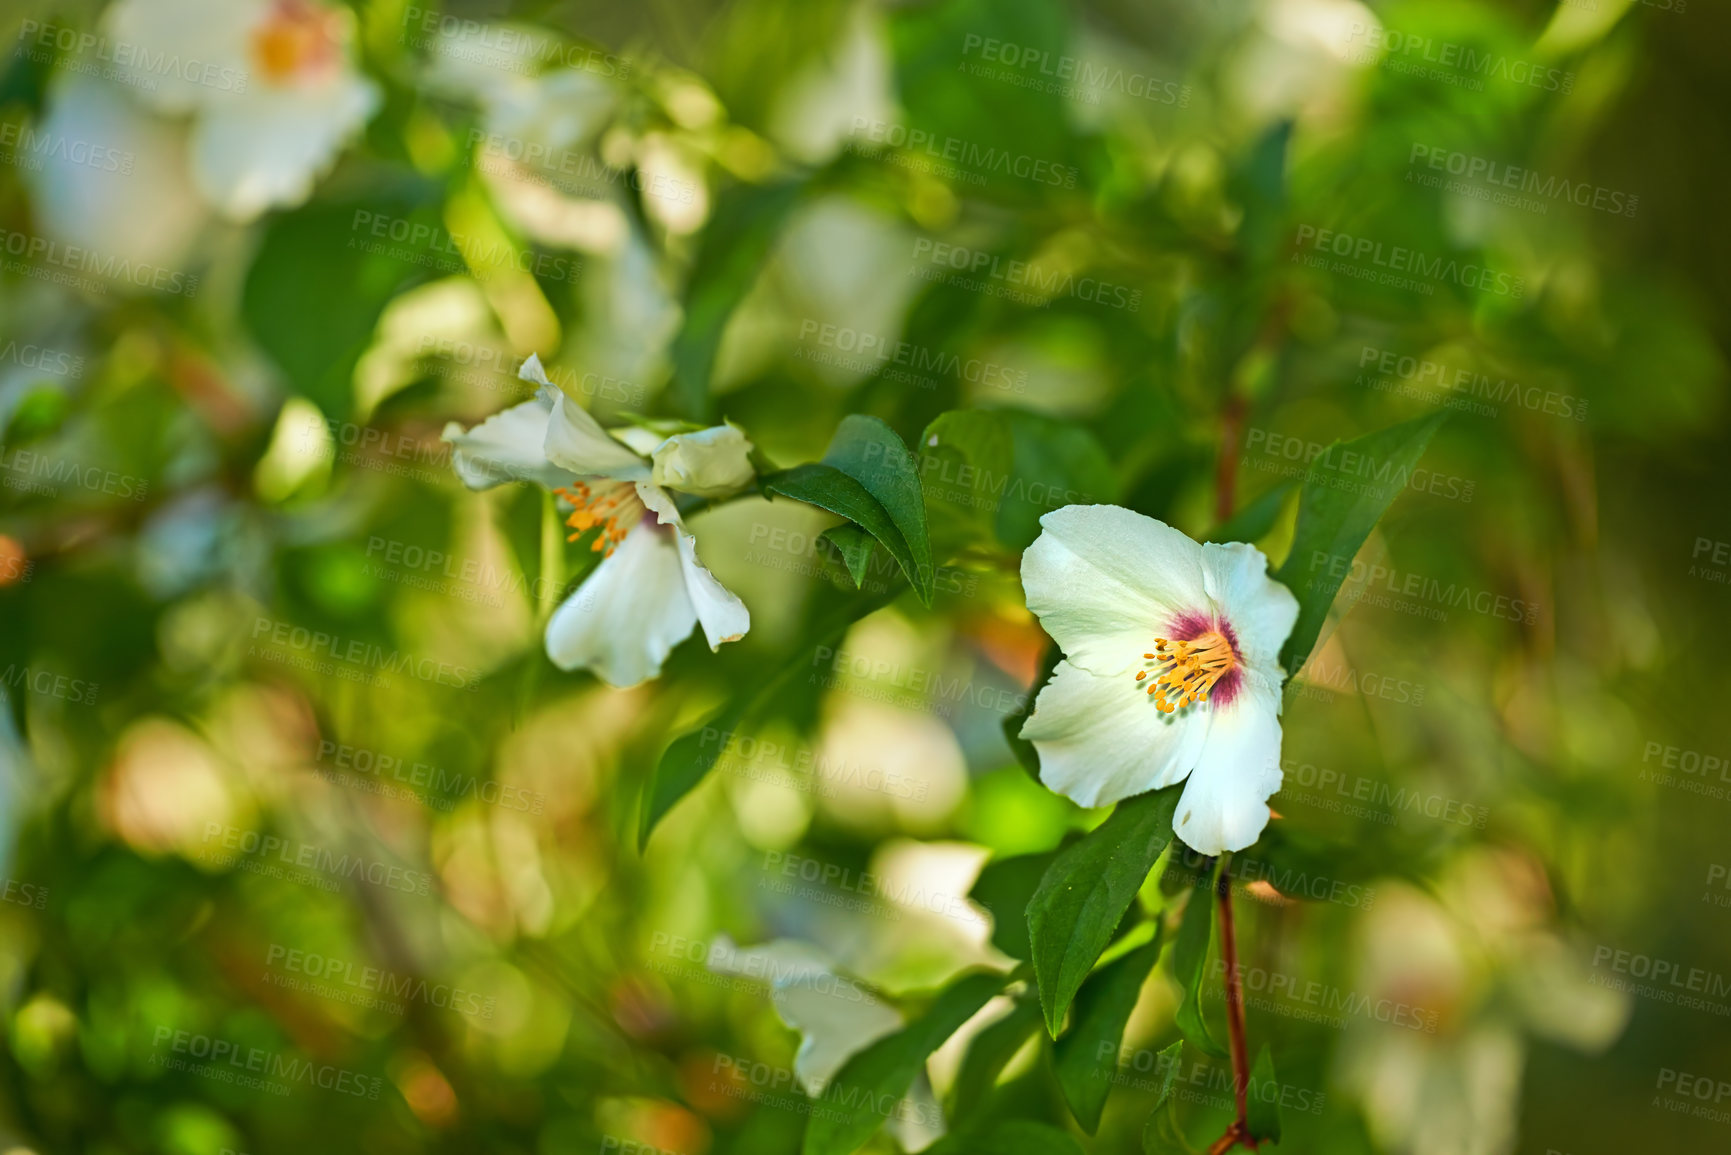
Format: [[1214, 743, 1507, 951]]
[[919, 409, 1016, 553], [1247, 1044, 1282, 1145], [1171, 875, 1226, 1059], [668, 179, 803, 421], [1139, 1040, 1189, 1155], [970, 850, 1060, 962], [802, 970, 1009, 1155], [821, 524, 876, 589], [1001, 638, 1060, 779], [762, 463, 911, 585], [997, 411, 1116, 550], [1053, 928, 1164, 1133], [1274, 413, 1446, 679], [926, 1119, 1086, 1155], [822, 415, 934, 606], [1205, 481, 1294, 545], [946, 996, 1043, 1123], [1027, 786, 1180, 1036]]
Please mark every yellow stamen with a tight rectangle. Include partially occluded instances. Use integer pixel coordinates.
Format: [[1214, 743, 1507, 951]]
[[251, 0, 340, 84], [552, 481, 645, 557], [1136, 630, 1238, 714]]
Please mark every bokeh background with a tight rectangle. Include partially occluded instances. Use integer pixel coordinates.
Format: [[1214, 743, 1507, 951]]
[[0, 0, 1728, 1152]]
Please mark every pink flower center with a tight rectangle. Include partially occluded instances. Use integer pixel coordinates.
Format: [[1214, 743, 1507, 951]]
[[1135, 629, 1240, 713]]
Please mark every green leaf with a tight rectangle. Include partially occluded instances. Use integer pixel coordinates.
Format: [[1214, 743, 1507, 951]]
[[802, 971, 1009, 1155], [946, 996, 1043, 1124], [1247, 1044, 1282, 1145], [243, 201, 429, 420], [969, 850, 1060, 962], [1053, 928, 1164, 1133], [919, 409, 1016, 552], [1205, 481, 1294, 545], [1027, 786, 1180, 1036], [1273, 413, 1446, 679], [925, 1120, 1086, 1155], [1001, 639, 1060, 779], [762, 462, 911, 582], [668, 179, 804, 421], [820, 524, 876, 589], [1171, 875, 1226, 1059], [1139, 1041, 1188, 1155], [822, 415, 934, 606], [997, 411, 1116, 550]]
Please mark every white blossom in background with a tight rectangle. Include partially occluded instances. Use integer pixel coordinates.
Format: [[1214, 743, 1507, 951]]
[[102, 0, 379, 220]]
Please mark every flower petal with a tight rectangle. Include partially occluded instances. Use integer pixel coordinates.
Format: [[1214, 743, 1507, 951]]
[[1020, 659, 1209, 809], [102, 0, 258, 115], [637, 484, 750, 650], [441, 389, 575, 490], [525, 355, 652, 480], [543, 519, 695, 687], [190, 76, 379, 221], [651, 423, 756, 497], [1172, 680, 1284, 855], [1200, 540, 1298, 678], [1021, 505, 1209, 676]]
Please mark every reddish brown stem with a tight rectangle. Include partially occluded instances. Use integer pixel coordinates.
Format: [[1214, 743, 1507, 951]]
[[1213, 863, 1258, 1151]]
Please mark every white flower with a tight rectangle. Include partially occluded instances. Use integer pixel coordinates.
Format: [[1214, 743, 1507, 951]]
[[1017, 505, 1299, 855], [103, 0, 379, 220], [708, 936, 946, 1152], [441, 355, 752, 688]]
